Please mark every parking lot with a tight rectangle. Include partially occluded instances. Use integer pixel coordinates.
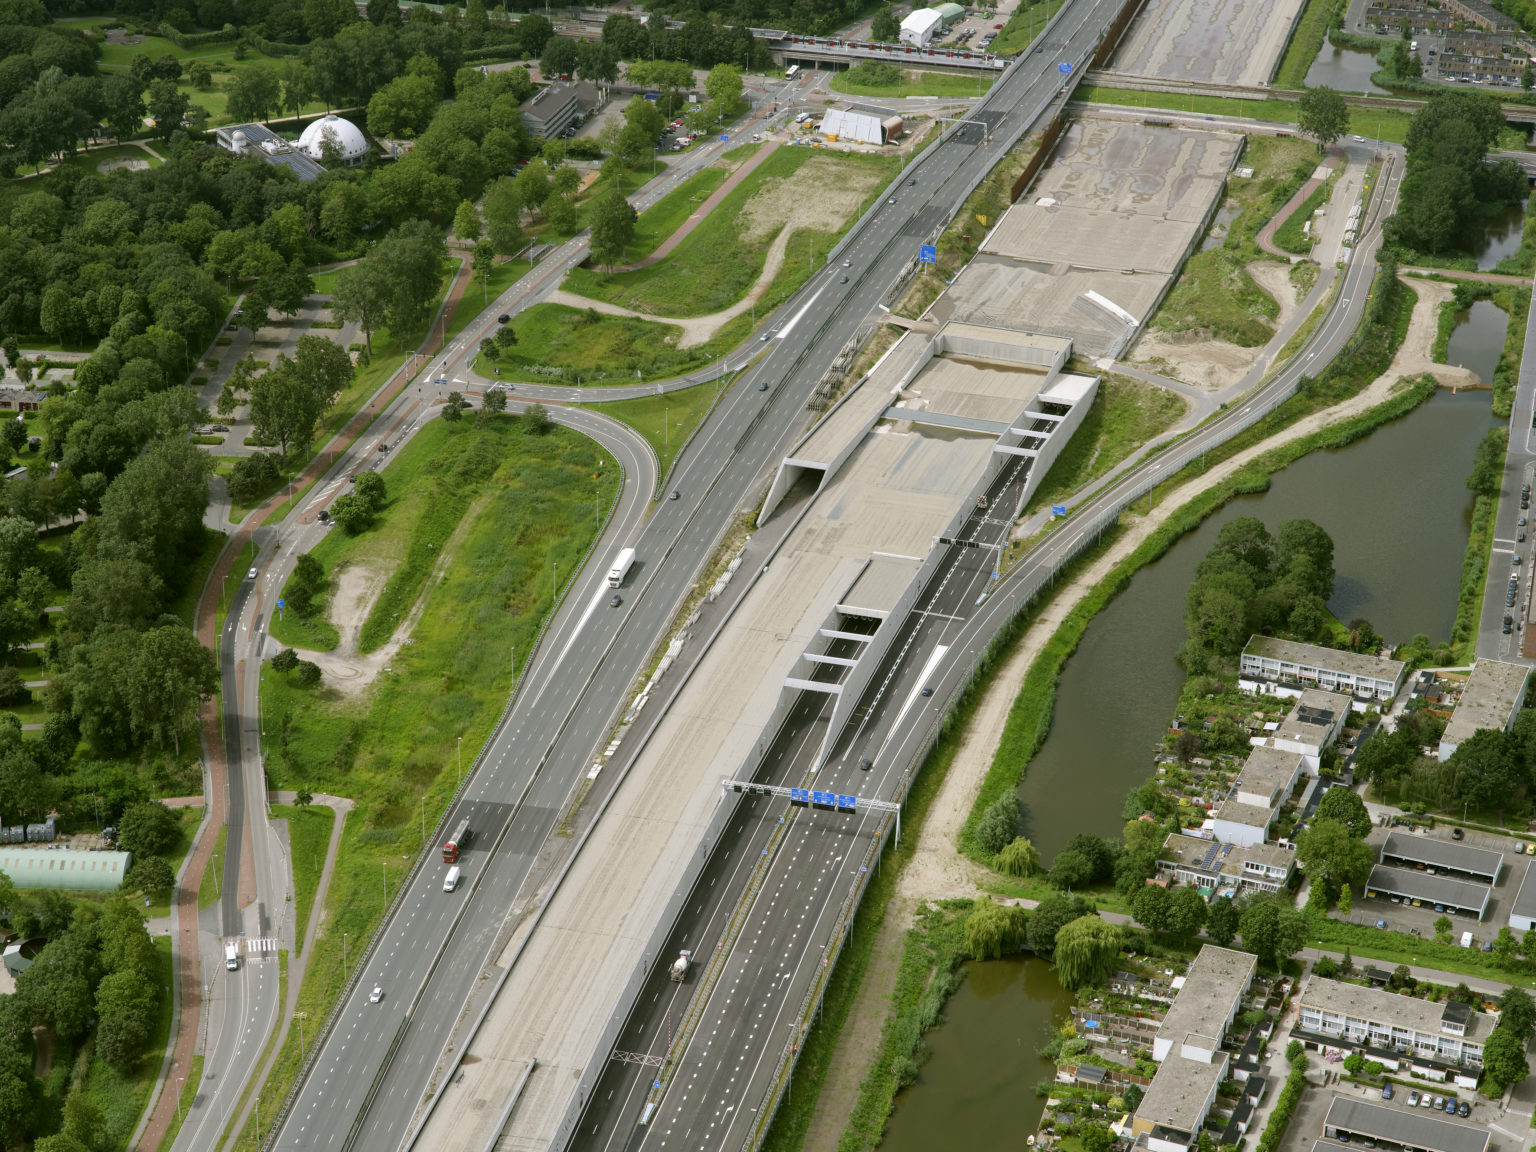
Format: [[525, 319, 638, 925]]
[[1339, 825, 1531, 947], [1280, 1079, 1492, 1152]]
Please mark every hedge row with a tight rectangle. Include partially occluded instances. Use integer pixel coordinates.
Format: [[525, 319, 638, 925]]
[[1258, 1051, 1310, 1152], [157, 21, 238, 48]]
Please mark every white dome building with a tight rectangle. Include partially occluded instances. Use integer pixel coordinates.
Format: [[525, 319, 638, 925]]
[[297, 115, 369, 166]]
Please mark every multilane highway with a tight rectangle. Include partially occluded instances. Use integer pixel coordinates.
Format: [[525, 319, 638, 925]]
[[567, 138, 1404, 1152], [267, 0, 1133, 1144]]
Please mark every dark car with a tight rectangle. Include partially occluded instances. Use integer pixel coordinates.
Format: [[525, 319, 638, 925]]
[[907, 177, 916, 185], [609, 593, 622, 607], [1458, 1101, 1470, 1117], [859, 757, 873, 770], [497, 314, 510, 323], [758, 381, 768, 391], [1452, 827, 1465, 840]]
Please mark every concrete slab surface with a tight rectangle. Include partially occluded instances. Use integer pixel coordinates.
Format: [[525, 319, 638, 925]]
[[903, 355, 1048, 426], [1113, 0, 1308, 86]]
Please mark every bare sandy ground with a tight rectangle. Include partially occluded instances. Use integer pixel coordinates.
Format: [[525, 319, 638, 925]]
[[1131, 260, 1299, 391], [799, 273, 1471, 1152]]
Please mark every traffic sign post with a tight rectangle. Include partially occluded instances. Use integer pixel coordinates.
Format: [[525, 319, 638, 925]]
[[1057, 61, 1072, 74], [918, 244, 937, 264]]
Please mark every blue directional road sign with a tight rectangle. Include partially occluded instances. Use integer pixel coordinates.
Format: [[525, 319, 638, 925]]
[[836, 794, 857, 813], [1057, 61, 1073, 74], [1052, 504, 1067, 517], [918, 244, 938, 264], [812, 790, 835, 809], [720, 134, 730, 142], [790, 788, 810, 807]]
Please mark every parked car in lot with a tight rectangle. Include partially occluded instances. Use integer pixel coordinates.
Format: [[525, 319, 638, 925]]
[[1408, 1090, 1420, 1107], [1380, 1083, 1392, 1100]]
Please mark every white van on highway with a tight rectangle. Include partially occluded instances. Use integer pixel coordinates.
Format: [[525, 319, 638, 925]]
[[225, 942, 239, 971], [443, 865, 461, 893]]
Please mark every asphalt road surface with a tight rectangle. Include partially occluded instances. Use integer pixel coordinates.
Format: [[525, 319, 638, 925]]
[[566, 140, 1405, 1152]]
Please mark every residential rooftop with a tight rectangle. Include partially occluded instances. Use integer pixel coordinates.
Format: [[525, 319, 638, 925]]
[[1136, 1051, 1228, 1134], [1300, 977, 1493, 1043], [1156, 945, 1256, 1051], [1161, 833, 1295, 875], [1214, 797, 1275, 829], [1271, 688, 1354, 744], [1364, 865, 1492, 916], [1441, 660, 1530, 749], [1235, 746, 1304, 802], [1242, 636, 1406, 684]]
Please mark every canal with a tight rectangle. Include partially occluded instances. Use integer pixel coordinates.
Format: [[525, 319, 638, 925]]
[[878, 956, 1075, 1152], [1305, 44, 1388, 95]]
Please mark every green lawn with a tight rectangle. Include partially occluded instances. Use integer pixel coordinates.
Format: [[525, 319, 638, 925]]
[[479, 303, 704, 385], [565, 147, 902, 319], [1022, 374, 1189, 514], [1272, 178, 1330, 256], [273, 803, 335, 955], [270, 593, 341, 651], [627, 165, 732, 261], [311, 268, 346, 295], [830, 68, 996, 98], [577, 380, 727, 479], [991, 0, 1068, 54], [54, 143, 163, 179]]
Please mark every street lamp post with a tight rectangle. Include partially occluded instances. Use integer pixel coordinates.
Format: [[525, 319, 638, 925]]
[[255, 1097, 260, 1147], [343, 932, 348, 982], [458, 735, 463, 784], [297, 1011, 306, 1062], [177, 1076, 185, 1123]]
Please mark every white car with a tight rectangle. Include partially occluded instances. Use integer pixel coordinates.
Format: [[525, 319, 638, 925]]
[[247, 567, 258, 580], [369, 986, 383, 1004]]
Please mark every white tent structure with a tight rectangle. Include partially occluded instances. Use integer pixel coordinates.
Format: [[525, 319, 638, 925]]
[[822, 108, 885, 145]]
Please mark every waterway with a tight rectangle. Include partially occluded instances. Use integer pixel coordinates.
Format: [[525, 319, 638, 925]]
[[880, 956, 1074, 1152], [1444, 299, 1509, 386], [1472, 203, 1526, 271], [1305, 44, 1389, 95], [1012, 389, 1499, 860]]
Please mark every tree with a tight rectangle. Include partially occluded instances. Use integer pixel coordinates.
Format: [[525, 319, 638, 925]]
[[1500, 988, 1536, 1041], [226, 452, 282, 505], [871, 6, 900, 41], [248, 335, 354, 454], [125, 854, 174, 896], [328, 492, 373, 535], [577, 40, 619, 83], [1166, 887, 1209, 940], [483, 176, 524, 253], [963, 897, 1029, 960], [117, 800, 178, 857], [1207, 896, 1240, 947], [373, 221, 445, 337], [353, 470, 386, 511], [1483, 1025, 1530, 1090], [129, 626, 218, 753], [1027, 893, 1089, 957], [1080, 1125, 1115, 1152], [1298, 86, 1348, 149], [271, 648, 300, 674], [975, 792, 1021, 855], [366, 73, 439, 139], [295, 660, 322, 688], [589, 187, 637, 268], [1447, 728, 1522, 815], [1295, 817, 1374, 893], [1237, 897, 1307, 966], [524, 402, 552, 434], [1276, 518, 1335, 601], [295, 788, 313, 808], [704, 62, 746, 119], [1053, 915, 1122, 990], [472, 242, 496, 309], [442, 391, 468, 422], [1468, 427, 1507, 497], [1315, 787, 1372, 838], [332, 259, 393, 355], [1130, 883, 1171, 932], [145, 79, 190, 141], [545, 193, 579, 235], [995, 836, 1040, 878], [540, 36, 581, 80], [226, 66, 281, 125], [94, 968, 157, 1071]]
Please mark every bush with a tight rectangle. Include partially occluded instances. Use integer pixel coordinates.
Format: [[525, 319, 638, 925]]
[[843, 60, 903, 87], [227, 452, 283, 504], [975, 792, 1021, 855]]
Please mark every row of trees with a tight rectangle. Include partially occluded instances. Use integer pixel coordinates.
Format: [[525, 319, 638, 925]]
[[1386, 90, 1528, 254], [1182, 517, 1338, 673], [0, 881, 164, 1146]]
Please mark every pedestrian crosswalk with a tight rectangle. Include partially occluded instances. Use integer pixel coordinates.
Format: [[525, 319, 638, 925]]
[[244, 937, 278, 957]]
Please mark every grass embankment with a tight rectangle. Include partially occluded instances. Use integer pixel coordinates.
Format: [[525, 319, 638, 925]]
[[198, 824, 227, 910], [566, 147, 902, 319], [478, 302, 733, 385], [1022, 375, 1189, 515], [1274, 0, 1338, 89], [1313, 912, 1536, 986], [1271, 178, 1330, 256], [242, 415, 617, 1149], [830, 68, 995, 98], [1073, 87, 1415, 144], [271, 803, 335, 955], [1451, 487, 1498, 661], [1152, 135, 1319, 347], [628, 165, 733, 261], [962, 269, 1426, 858], [990, 0, 1068, 54], [574, 381, 726, 479], [896, 131, 1045, 319]]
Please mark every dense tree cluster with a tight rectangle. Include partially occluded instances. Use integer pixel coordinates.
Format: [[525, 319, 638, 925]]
[[1181, 517, 1337, 673], [1387, 91, 1528, 254], [0, 877, 163, 1144]]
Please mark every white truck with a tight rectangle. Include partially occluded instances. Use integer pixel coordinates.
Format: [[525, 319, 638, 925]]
[[669, 950, 692, 981], [608, 547, 636, 588], [225, 942, 239, 971]]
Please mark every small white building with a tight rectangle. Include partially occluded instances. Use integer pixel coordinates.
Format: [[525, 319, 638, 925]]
[[1239, 635, 1406, 702], [900, 7, 943, 46], [297, 115, 369, 166], [1508, 865, 1536, 932]]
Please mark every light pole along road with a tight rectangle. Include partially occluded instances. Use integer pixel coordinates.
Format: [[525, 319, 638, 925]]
[[569, 138, 1403, 1152], [265, 0, 1178, 1144]]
